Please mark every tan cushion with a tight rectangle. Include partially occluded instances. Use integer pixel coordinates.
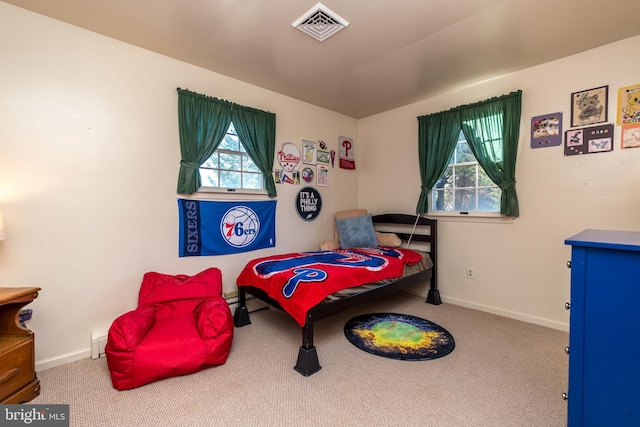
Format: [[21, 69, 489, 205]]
[[375, 232, 402, 247]]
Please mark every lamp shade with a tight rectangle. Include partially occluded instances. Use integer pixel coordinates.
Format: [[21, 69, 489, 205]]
[[0, 211, 6, 241]]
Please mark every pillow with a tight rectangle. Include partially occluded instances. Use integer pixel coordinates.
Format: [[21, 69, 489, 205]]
[[375, 232, 402, 247], [336, 214, 378, 249]]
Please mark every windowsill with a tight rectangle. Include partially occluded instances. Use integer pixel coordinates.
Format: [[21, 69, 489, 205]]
[[427, 211, 514, 224], [193, 187, 269, 198]]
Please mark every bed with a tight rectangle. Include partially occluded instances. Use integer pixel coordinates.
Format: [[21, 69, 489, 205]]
[[233, 213, 439, 376]]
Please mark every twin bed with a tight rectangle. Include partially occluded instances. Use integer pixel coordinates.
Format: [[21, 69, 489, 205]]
[[233, 213, 439, 376]]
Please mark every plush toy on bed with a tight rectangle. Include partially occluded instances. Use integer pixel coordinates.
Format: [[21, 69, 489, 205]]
[[320, 209, 402, 250]]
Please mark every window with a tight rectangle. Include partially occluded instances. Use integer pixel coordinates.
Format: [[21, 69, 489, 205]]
[[432, 131, 501, 212], [199, 123, 264, 192]]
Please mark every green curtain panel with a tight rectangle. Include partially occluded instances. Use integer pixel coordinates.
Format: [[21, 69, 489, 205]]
[[176, 88, 232, 194], [416, 90, 522, 217], [416, 111, 462, 214], [461, 91, 522, 217], [232, 104, 277, 197]]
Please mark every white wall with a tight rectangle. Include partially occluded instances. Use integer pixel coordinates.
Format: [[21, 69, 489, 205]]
[[358, 35, 640, 330], [0, 3, 358, 368]]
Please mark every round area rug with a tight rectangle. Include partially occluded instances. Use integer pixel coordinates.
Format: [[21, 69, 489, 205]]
[[344, 312, 455, 361]]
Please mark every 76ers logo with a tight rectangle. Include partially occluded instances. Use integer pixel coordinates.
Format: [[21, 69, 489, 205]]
[[220, 206, 260, 248]]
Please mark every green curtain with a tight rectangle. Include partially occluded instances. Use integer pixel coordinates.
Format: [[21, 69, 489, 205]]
[[416, 110, 462, 213], [415, 90, 522, 217], [232, 104, 277, 197], [176, 88, 232, 194], [460, 91, 522, 217]]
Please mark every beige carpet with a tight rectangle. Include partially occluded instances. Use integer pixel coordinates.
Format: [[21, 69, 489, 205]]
[[32, 293, 568, 426]]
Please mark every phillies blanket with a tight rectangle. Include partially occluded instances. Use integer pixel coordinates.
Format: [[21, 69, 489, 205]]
[[236, 247, 423, 326]]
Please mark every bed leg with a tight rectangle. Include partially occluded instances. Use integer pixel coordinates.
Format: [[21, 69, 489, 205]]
[[294, 322, 321, 376], [426, 289, 442, 305], [233, 287, 251, 327]]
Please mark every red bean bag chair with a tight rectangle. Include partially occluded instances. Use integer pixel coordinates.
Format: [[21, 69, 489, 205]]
[[105, 268, 233, 390]]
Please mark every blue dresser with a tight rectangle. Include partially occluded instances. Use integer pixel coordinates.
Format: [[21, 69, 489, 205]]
[[565, 230, 640, 426]]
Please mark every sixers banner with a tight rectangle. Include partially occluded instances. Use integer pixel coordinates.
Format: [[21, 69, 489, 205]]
[[178, 199, 276, 257]]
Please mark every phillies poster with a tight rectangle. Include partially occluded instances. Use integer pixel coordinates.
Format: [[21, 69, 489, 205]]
[[339, 135, 355, 169]]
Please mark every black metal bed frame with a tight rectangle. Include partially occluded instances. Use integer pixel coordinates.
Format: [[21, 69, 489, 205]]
[[233, 213, 439, 376]]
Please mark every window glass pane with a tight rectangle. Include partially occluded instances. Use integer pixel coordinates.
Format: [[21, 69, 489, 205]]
[[456, 141, 475, 163], [433, 189, 454, 211], [244, 155, 260, 173], [219, 153, 241, 171], [478, 188, 501, 211], [220, 170, 241, 188], [201, 155, 218, 169], [219, 134, 239, 151], [435, 167, 452, 189], [478, 168, 494, 187], [243, 173, 262, 190], [455, 189, 476, 211], [454, 165, 476, 188], [199, 169, 218, 188]]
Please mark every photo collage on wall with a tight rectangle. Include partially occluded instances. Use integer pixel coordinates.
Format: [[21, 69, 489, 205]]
[[531, 83, 640, 156], [274, 139, 338, 187], [274, 136, 354, 220]]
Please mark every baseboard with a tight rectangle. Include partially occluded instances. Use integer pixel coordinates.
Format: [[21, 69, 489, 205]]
[[36, 348, 92, 372], [440, 295, 569, 332], [402, 289, 569, 332]]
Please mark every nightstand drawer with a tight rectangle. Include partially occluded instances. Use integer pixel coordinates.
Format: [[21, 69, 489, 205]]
[[0, 337, 34, 402]]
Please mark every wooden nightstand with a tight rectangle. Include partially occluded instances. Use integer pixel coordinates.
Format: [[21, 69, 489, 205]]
[[0, 287, 41, 403]]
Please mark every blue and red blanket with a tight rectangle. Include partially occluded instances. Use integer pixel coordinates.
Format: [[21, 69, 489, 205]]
[[236, 247, 423, 326]]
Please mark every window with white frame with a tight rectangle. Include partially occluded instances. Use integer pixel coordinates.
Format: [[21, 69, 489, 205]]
[[199, 123, 264, 192], [432, 131, 501, 212]]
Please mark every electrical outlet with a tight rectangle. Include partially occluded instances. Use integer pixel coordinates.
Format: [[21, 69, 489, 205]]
[[466, 267, 475, 279], [223, 290, 239, 300]]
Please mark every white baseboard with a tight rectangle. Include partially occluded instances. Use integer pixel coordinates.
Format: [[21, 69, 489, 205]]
[[401, 288, 569, 332], [36, 348, 92, 372], [440, 295, 569, 332]]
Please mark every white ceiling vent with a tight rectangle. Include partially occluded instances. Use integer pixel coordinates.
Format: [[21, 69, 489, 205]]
[[292, 3, 349, 42]]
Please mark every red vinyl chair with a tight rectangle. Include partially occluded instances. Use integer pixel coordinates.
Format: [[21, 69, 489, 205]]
[[105, 268, 233, 390]]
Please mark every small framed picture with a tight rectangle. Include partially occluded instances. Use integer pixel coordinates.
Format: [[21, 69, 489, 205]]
[[570, 86, 608, 127], [564, 124, 614, 156], [621, 123, 640, 149], [302, 140, 317, 165], [531, 112, 562, 148]]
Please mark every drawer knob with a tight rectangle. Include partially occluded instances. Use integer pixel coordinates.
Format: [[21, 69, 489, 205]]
[[565, 302, 571, 310], [565, 346, 570, 354], [566, 261, 571, 268], [562, 393, 568, 401]]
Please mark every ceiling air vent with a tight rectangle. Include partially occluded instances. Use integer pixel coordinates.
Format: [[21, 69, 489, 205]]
[[292, 2, 349, 42]]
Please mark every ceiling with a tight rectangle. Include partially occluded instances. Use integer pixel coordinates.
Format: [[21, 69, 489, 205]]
[[5, 0, 640, 118]]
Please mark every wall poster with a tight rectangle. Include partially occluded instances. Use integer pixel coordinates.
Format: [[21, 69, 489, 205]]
[[570, 86, 608, 127], [617, 83, 640, 125], [317, 165, 329, 187], [302, 140, 317, 165], [621, 123, 640, 149], [339, 136, 355, 169], [564, 124, 614, 156], [531, 112, 562, 148]]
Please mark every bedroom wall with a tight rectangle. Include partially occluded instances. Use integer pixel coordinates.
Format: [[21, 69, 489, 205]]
[[0, 3, 358, 368], [358, 34, 640, 331]]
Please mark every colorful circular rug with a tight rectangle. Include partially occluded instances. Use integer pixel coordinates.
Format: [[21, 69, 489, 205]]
[[344, 312, 455, 361]]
